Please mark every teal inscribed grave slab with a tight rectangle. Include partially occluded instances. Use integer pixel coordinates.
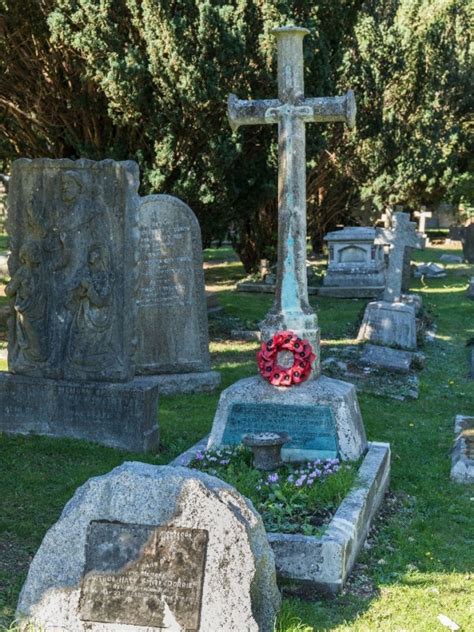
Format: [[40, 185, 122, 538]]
[[222, 402, 338, 461]]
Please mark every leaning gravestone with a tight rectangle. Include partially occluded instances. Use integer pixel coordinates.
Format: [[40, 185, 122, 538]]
[[16, 462, 280, 631], [135, 195, 219, 393], [0, 158, 160, 452]]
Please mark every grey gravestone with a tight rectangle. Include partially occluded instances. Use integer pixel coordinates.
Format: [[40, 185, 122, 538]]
[[135, 194, 219, 393], [321, 226, 386, 297], [468, 277, 474, 300], [450, 415, 474, 483], [360, 344, 414, 374], [0, 159, 160, 452], [358, 213, 422, 351], [449, 224, 474, 262], [210, 26, 371, 467], [16, 462, 280, 632], [6, 158, 137, 382]]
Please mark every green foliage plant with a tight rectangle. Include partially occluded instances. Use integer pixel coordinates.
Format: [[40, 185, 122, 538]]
[[189, 445, 358, 536]]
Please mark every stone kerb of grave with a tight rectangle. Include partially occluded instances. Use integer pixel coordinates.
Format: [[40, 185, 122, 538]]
[[16, 462, 280, 632], [320, 226, 386, 298], [358, 212, 422, 352]]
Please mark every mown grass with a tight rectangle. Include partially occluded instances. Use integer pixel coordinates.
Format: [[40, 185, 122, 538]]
[[0, 244, 473, 631]]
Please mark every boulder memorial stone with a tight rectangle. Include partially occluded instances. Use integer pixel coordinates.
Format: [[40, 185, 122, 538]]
[[135, 194, 219, 394], [209, 26, 370, 465], [358, 212, 422, 351], [16, 462, 280, 631], [320, 226, 386, 297], [0, 158, 160, 452]]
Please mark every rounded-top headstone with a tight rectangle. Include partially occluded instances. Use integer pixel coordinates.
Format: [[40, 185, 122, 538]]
[[16, 462, 280, 632]]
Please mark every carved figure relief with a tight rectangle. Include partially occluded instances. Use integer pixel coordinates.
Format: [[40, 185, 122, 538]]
[[66, 244, 117, 372], [5, 240, 48, 367]]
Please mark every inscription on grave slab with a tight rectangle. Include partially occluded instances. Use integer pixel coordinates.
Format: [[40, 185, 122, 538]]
[[136, 195, 211, 375], [79, 521, 208, 630], [222, 403, 338, 459]]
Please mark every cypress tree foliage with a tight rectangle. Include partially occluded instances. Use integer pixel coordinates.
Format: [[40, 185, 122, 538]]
[[338, 0, 473, 216], [1, 0, 360, 268], [0, 1, 471, 267]]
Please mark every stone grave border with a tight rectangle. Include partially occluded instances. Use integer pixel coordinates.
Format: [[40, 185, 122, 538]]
[[171, 437, 390, 595]]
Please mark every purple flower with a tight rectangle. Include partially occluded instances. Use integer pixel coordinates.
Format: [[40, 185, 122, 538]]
[[295, 475, 306, 487], [287, 474, 294, 483], [219, 459, 230, 465], [195, 451, 204, 461], [267, 473, 279, 484]]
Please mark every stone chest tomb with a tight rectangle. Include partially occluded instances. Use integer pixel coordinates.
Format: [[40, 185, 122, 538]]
[[320, 226, 386, 297]]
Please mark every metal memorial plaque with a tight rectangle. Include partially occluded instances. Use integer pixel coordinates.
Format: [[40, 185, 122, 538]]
[[79, 521, 208, 630], [222, 403, 339, 461]]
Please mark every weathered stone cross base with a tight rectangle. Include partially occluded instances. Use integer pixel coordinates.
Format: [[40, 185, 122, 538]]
[[260, 312, 321, 377], [0, 373, 160, 452], [358, 301, 418, 351], [207, 375, 367, 462]]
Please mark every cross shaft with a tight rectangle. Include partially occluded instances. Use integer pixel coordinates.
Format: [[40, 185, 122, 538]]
[[228, 26, 355, 374]]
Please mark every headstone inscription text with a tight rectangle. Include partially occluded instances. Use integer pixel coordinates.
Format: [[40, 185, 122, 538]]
[[136, 195, 211, 375], [79, 522, 208, 630], [222, 402, 338, 459], [137, 212, 193, 309]]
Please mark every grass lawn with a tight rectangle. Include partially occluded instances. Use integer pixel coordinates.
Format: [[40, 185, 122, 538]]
[[0, 243, 473, 631]]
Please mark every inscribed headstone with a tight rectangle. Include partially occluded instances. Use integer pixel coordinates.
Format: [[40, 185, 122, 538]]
[[16, 462, 280, 632], [136, 195, 211, 375]]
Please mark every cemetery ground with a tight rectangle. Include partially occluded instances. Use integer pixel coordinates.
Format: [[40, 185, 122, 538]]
[[0, 239, 473, 631]]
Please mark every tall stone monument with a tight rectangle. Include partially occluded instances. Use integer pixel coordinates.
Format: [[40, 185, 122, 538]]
[[209, 26, 370, 465], [228, 25, 356, 375], [135, 194, 219, 394], [0, 158, 160, 452], [358, 212, 422, 350]]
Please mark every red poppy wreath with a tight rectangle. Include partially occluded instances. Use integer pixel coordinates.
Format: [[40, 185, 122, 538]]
[[257, 330, 316, 387]]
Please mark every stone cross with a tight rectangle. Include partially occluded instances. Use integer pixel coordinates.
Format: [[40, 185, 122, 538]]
[[414, 207, 432, 235], [380, 207, 393, 229], [375, 212, 422, 302], [228, 25, 355, 370]]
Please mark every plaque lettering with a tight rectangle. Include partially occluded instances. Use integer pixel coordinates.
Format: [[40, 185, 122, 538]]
[[79, 522, 208, 630]]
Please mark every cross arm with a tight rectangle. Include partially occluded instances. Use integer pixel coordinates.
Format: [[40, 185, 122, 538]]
[[227, 94, 280, 131], [303, 90, 356, 129]]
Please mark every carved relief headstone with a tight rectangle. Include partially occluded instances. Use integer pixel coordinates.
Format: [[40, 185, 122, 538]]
[[136, 195, 211, 375], [1, 159, 160, 452], [6, 158, 139, 382]]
